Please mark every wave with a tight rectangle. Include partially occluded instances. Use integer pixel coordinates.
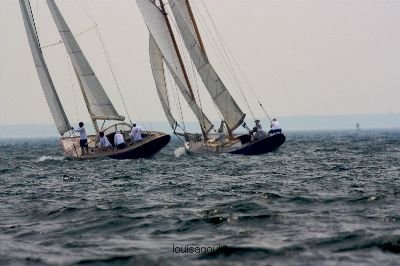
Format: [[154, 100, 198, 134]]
[[35, 155, 65, 162]]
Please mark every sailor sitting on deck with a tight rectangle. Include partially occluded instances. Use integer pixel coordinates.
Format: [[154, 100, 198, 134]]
[[268, 118, 282, 135], [114, 130, 126, 150], [130, 123, 143, 143], [252, 127, 268, 141], [98, 132, 112, 151], [72, 122, 88, 155]]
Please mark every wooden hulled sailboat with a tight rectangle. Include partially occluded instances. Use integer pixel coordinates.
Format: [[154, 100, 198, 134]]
[[19, 0, 170, 159], [136, 0, 285, 155]]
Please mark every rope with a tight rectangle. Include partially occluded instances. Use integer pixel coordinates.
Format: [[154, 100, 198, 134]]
[[166, 63, 186, 132], [66, 54, 80, 122], [195, 1, 256, 120], [170, 11, 216, 133], [94, 26, 133, 124], [198, 0, 272, 123], [41, 24, 98, 49]]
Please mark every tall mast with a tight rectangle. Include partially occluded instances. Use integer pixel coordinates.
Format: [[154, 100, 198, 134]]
[[159, 0, 206, 138], [185, 0, 207, 58]]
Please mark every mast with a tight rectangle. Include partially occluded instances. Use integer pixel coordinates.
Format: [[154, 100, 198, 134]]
[[160, 0, 195, 101], [159, 0, 206, 138], [185, 0, 207, 58]]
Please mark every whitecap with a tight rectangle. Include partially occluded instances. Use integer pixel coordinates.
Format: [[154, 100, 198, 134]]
[[36, 155, 65, 162], [174, 147, 186, 158]]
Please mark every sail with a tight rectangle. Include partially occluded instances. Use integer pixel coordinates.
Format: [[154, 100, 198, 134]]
[[46, 0, 124, 121], [149, 34, 177, 129], [19, 0, 71, 135], [137, 0, 213, 133], [169, 0, 246, 131]]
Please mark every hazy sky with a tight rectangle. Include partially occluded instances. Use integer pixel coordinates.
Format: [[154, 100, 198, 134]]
[[1, 0, 400, 128]]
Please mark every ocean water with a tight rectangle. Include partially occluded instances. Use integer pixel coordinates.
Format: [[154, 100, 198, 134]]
[[0, 130, 399, 266]]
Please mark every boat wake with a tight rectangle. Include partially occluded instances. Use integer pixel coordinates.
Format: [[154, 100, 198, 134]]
[[174, 147, 186, 158], [36, 155, 65, 162]]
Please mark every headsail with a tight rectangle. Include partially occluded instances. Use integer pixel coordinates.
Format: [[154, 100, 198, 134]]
[[137, 0, 213, 133], [19, 0, 71, 135], [149, 34, 177, 129], [46, 0, 124, 122], [169, 0, 246, 132]]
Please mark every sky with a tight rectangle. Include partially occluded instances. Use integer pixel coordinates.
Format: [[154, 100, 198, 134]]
[[1, 0, 400, 130]]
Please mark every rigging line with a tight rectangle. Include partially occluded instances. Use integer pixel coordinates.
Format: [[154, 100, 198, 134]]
[[168, 9, 212, 130], [79, 0, 153, 131], [41, 24, 98, 49], [199, 1, 271, 122], [225, 45, 273, 122], [197, 0, 256, 120], [166, 60, 186, 132], [94, 26, 132, 123], [35, 0, 39, 37], [66, 54, 80, 122]]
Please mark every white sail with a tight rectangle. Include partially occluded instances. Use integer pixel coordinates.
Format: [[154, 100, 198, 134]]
[[169, 0, 245, 131], [137, 0, 213, 133], [46, 0, 124, 121], [149, 34, 177, 129], [19, 0, 71, 135]]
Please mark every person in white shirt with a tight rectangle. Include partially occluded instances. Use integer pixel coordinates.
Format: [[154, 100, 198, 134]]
[[130, 123, 143, 143], [268, 118, 282, 135], [114, 130, 126, 150], [98, 132, 112, 151], [72, 122, 88, 155], [252, 127, 268, 141]]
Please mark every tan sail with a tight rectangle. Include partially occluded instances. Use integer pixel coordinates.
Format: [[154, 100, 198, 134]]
[[136, 0, 213, 133], [169, 0, 246, 132], [46, 0, 124, 122]]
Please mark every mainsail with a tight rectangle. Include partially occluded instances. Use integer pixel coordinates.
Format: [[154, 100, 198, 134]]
[[46, 0, 124, 121], [137, 0, 213, 133], [19, 0, 71, 135], [169, 0, 246, 132]]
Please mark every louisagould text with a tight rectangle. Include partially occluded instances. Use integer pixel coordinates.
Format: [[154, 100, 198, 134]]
[[172, 244, 222, 255]]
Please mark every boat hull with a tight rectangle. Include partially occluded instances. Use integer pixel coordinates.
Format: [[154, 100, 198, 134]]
[[229, 133, 285, 155], [185, 133, 285, 155], [60, 131, 170, 160]]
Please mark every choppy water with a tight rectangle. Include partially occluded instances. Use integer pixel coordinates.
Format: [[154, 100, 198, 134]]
[[0, 130, 399, 265]]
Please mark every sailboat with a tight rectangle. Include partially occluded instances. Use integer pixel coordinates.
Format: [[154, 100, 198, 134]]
[[136, 0, 285, 155], [19, 0, 170, 159]]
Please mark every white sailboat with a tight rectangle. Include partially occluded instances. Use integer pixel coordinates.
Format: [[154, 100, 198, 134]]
[[19, 0, 170, 159], [136, 0, 285, 155]]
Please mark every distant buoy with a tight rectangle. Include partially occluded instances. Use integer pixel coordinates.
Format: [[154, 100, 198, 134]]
[[356, 123, 360, 130]]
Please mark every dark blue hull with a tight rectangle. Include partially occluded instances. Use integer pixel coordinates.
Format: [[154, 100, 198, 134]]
[[230, 134, 285, 155], [108, 134, 171, 160]]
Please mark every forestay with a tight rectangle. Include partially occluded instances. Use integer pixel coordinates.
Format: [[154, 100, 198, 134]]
[[46, 0, 124, 121], [169, 0, 246, 132], [137, 0, 213, 133], [19, 0, 71, 135]]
